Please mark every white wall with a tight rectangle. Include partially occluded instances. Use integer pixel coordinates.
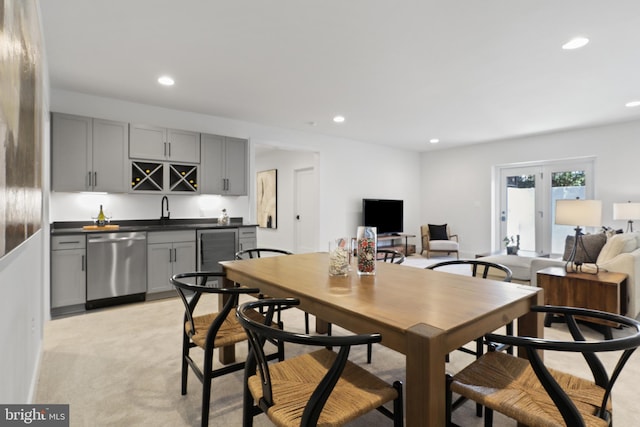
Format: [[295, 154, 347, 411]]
[[420, 119, 640, 257], [0, 234, 44, 403], [255, 148, 318, 252], [51, 90, 423, 250], [0, 0, 50, 404]]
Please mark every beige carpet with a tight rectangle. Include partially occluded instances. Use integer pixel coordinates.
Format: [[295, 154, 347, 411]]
[[35, 257, 640, 426]]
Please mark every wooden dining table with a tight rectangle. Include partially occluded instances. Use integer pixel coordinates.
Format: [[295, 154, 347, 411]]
[[221, 252, 543, 426]]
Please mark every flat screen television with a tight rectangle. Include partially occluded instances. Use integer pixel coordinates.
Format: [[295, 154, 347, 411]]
[[362, 199, 403, 235]]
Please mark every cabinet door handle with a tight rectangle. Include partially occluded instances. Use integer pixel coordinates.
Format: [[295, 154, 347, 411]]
[[169, 248, 173, 263], [81, 255, 85, 272], [168, 142, 171, 158], [173, 248, 177, 262], [94, 172, 97, 187], [87, 171, 92, 188], [164, 142, 167, 157]]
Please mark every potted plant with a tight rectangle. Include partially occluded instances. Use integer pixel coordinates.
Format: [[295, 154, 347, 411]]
[[503, 235, 520, 255]]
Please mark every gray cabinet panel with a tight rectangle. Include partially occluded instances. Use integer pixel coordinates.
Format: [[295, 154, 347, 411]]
[[51, 235, 86, 312], [51, 113, 128, 193], [238, 226, 257, 252], [51, 113, 92, 191], [147, 231, 196, 294], [92, 118, 128, 192], [224, 137, 248, 195], [130, 123, 200, 163], [200, 133, 247, 195]]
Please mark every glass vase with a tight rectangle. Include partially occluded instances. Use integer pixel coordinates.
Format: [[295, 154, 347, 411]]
[[356, 226, 377, 275], [328, 237, 350, 276]]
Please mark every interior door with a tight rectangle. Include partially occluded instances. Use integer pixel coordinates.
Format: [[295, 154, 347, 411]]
[[294, 167, 318, 253]]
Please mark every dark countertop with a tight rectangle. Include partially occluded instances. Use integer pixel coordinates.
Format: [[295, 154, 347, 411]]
[[51, 217, 256, 235]]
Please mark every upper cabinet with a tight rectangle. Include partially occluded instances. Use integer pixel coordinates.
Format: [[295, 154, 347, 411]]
[[200, 134, 248, 196], [51, 113, 129, 193], [129, 124, 200, 163]]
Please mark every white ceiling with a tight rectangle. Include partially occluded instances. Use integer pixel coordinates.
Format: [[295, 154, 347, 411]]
[[39, 1, 640, 152]]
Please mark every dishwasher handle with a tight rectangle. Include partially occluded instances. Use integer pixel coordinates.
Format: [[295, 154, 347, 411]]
[[87, 233, 147, 244]]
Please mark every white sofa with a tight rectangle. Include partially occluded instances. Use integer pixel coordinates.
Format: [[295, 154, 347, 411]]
[[481, 232, 640, 319]]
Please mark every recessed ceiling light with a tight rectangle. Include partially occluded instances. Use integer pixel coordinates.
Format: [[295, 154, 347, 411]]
[[625, 100, 640, 108], [333, 115, 345, 123], [429, 138, 440, 144], [562, 37, 589, 50], [158, 76, 175, 86]]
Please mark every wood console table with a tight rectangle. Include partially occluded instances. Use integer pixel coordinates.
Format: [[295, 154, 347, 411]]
[[378, 233, 416, 255], [536, 266, 628, 338]]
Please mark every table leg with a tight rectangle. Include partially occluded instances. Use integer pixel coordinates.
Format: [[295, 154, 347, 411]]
[[406, 323, 446, 426], [315, 317, 329, 334]]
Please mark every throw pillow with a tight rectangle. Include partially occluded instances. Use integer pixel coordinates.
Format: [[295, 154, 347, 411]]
[[562, 233, 607, 264], [428, 224, 449, 241], [597, 233, 637, 264]]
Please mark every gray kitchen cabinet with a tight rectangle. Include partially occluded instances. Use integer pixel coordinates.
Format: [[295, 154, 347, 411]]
[[238, 226, 257, 252], [200, 133, 248, 195], [51, 113, 129, 192], [51, 235, 86, 316], [147, 230, 196, 295], [130, 123, 200, 163]]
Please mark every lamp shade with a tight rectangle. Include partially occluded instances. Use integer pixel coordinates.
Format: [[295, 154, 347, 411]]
[[555, 199, 602, 227], [613, 202, 640, 220]]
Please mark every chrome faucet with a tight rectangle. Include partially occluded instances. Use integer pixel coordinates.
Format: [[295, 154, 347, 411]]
[[161, 196, 170, 221]]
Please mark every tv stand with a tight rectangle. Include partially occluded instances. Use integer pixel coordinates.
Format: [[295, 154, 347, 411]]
[[378, 233, 416, 255]]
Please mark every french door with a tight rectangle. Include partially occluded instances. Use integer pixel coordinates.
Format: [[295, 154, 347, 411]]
[[497, 158, 595, 256]]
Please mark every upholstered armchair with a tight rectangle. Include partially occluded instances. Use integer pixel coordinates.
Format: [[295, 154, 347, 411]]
[[421, 224, 459, 259]]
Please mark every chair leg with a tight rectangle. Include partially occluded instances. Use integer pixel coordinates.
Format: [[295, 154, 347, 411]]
[[475, 338, 483, 417], [304, 312, 310, 334], [506, 321, 514, 355], [181, 333, 189, 395], [367, 343, 373, 364], [201, 348, 214, 427], [445, 374, 454, 427], [242, 374, 255, 427], [484, 407, 493, 426], [393, 381, 403, 427]]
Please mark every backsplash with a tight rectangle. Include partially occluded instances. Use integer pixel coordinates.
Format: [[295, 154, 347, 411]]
[[50, 192, 251, 222]]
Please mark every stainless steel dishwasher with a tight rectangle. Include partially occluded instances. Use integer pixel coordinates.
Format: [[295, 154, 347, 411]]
[[86, 232, 147, 309]]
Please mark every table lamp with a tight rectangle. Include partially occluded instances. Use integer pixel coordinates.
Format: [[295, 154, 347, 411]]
[[555, 199, 602, 273], [613, 201, 640, 233]]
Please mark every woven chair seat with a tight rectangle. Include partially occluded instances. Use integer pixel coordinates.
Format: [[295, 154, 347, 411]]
[[451, 351, 610, 427], [187, 308, 267, 349], [247, 348, 399, 426]]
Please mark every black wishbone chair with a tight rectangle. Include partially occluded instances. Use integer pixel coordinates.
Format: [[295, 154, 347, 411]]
[[447, 306, 640, 427], [377, 248, 406, 264], [234, 248, 312, 333], [237, 298, 404, 427], [171, 271, 284, 427], [427, 259, 514, 418]]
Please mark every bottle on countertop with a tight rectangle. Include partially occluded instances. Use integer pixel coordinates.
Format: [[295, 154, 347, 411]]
[[97, 205, 106, 227], [219, 208, 230, 225]]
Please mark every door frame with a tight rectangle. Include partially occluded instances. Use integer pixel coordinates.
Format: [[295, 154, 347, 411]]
[[494, 156, 596, 255]]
